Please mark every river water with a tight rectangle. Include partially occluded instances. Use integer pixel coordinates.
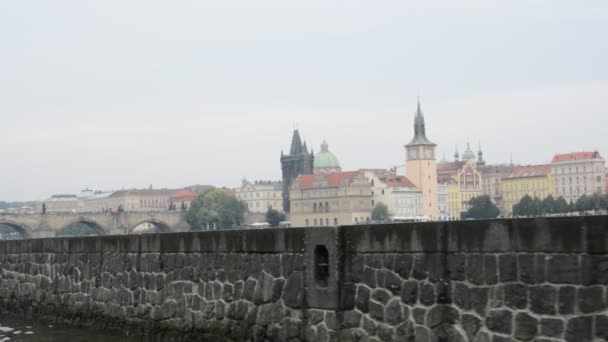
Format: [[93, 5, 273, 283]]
[[0, 314, 134, 342]]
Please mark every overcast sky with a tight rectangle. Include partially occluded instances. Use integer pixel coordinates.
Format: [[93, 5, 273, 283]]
[[1, 1, 607, 201]]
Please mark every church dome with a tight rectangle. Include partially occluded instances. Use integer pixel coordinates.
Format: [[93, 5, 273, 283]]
[[314, 141, 341, 172], [462, 142, 476, 161]]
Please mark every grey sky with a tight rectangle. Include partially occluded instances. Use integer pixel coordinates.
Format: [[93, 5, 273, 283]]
[[1, 0, 607, 201]]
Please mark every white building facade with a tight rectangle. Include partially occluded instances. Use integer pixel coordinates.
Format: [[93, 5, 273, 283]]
[[551, 151, 606, 203]]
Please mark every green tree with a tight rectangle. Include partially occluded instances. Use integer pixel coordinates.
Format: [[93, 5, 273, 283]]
[[187, 189, 247, 229], [513, 195, 533, 217], [554, 196, 569, 214], [466, 195, 500, 219], [371, 202, 390, 222], [541, 195, 556, 215], [266, 208, 286, 227], [600, 194, 608, 210], [575, 194, 592, 212]]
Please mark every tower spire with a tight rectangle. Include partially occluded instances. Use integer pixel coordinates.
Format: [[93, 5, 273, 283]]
[[406, 98, 435, 147]]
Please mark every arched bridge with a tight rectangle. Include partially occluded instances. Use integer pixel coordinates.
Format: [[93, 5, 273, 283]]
[[0, 212, 191, 239]]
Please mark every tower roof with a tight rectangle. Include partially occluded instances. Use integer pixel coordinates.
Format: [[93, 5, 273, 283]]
[[406, 98, 436, 147], [289, 129, 303, 155]]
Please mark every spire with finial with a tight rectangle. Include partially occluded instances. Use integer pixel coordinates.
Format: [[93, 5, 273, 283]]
[[454, 145, 460, 161], [320, 140, 329, 153], [406, 97, 436, 147], [302, 141, 309, 154], [477, 141, 486, 166], [289, 129, 303, 155]]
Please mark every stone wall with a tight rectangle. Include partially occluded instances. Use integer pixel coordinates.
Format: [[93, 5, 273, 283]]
[[338, 216, 608, 342], [0, 216, 607, 341]]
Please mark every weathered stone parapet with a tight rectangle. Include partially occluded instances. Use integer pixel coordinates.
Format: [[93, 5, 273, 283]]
[[1, 216, 607, 341]]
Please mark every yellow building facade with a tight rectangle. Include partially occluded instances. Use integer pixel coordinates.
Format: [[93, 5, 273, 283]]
[[501, 165, 553, 215]]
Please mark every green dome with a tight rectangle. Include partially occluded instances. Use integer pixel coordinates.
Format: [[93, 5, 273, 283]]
[[314, 141, 341, 170], [462, 142, 476, 161]]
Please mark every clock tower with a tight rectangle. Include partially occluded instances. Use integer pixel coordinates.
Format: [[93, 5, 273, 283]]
[[405, 98, 439, 219]]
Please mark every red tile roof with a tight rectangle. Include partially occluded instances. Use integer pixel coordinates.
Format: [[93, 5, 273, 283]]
[[552, 151, 601, 163], [437, 174, 456, 183], [385, 175, 417, 188], [296, 171, 359, 189], [169, 190, 197, 202], [503, 165, 551, 179], [437, 161, 465, 172]]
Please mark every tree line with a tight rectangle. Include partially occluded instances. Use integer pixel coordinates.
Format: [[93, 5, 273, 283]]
[[512, 193, 608, 217]]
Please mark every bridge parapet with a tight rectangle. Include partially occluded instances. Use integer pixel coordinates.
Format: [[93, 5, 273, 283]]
[[0, 211, 190, 238]]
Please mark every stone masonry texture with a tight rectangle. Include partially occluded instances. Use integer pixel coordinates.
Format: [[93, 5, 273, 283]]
[[0, 216, 607, 341]]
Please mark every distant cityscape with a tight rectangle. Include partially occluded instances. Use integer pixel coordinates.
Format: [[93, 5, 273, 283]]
[[2, 99, 607, 228]]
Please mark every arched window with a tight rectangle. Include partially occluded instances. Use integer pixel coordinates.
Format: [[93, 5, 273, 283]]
[[325, 202, 329, 212], [313, 203, 317, 213]]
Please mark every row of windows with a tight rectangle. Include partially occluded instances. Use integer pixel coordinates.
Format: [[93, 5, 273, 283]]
[[306, 218, 338, 226], [313, 202, 330, 213], [237, 192, 279, 199]]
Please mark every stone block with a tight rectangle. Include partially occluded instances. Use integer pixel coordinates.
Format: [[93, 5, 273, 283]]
[[413, 307, 426, 325], [283, 271, 305, 308], [385, 298, 404, 326], [453, 283, 471, 310], [369, 300, 385, 322], [406, 281, 428, 306], [384, 271, 402, 295], [393, 255, 413, 279], [470, 287, 489, 316], [515, 312, 538, 341], [414, 325, 430, 342], [412, 255, 429, 280], [577, 285, 606, 313], [467, 254, 485, 285], [503, 283, 527, 309], [540, 318, 564, 338], [558, 286, 575, 315], [596, 315, 608, 340], [547, 254, 580, 284], [342, 310, 362, 329], [372, 288, 392, 304], [461, 313, 482, 341], [377, 323, 394, 342], [498, 254, 517, 282], [400, 280, 418, 305], [427, 305, 459, 329], [484, 255, 498, 285], [530, 285, 557, 315], [486, 309, 513, 334], [356, 285, 371, 313], [565, 316, 592, 342], [447, 254, 466, 281]]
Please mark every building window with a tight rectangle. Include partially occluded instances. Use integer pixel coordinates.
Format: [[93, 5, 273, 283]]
[[326, 218, 329, 225], [306, 219, 309, 226], [313, 203, 317, 213], [314, 219, 317, 226], [334, 218, 338, 225]]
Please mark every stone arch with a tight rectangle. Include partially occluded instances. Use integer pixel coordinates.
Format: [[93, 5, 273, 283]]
[[57, 218, 107, 237], [129, 219, 171, 234], [0, 220, 32, 239]]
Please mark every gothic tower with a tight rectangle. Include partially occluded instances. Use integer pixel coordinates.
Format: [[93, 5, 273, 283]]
[[281, 129, 314, 213], [405, 98, 439, 219]]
